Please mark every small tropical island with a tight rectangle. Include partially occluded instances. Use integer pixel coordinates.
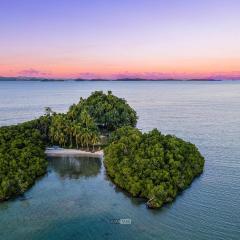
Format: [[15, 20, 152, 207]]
[[0, 91, 204, 208]]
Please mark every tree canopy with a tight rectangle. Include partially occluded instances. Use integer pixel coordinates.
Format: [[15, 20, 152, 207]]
[[0, 91, 204, 207], [68, 91, 138, 131], [49, 111, 100, 151], [0, 91, 138, 200], [104, 126, 205, 208], [0, 118, 49, 201], [49, 91, 138, 150]]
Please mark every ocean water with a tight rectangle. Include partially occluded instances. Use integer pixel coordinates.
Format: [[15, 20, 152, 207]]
[[0, 80, 240, 240]]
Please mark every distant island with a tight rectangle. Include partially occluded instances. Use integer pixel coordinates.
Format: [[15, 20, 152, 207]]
[[0, 76, 229, 82], [0, 91, 204, 208]]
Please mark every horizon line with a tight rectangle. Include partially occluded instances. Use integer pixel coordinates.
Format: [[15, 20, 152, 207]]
[[1, 76, 240, 81]]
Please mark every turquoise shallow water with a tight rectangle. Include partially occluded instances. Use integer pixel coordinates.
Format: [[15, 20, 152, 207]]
[[0, 81, 240, 240]]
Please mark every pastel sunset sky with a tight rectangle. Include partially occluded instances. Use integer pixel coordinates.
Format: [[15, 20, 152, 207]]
[[1, 0, 240, 79]]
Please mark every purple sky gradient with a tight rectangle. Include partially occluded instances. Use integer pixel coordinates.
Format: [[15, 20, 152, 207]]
[[0, 0, 240, 79]]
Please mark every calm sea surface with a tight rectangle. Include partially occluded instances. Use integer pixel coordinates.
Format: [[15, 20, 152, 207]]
[[0, 81, 240, 240]]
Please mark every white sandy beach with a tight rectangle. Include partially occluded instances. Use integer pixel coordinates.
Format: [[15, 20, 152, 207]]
[[45, 147, 103, 157]]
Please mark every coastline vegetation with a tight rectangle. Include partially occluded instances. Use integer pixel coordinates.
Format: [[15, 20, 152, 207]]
[[0, 117, 50, 201], [49, 91, 137, 150], [104, 127, 205, 208], [0, 91, 137, 200], [0, 90, 204, 207]]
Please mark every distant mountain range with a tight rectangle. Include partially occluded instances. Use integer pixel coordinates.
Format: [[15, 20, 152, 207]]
[[1, 76, 237, 81]]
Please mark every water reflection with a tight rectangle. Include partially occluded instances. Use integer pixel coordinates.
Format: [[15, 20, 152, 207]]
[[48, 156, 101, 179]]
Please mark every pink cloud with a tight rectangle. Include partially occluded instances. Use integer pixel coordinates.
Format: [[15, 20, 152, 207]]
[[18, 68, 52, 77]]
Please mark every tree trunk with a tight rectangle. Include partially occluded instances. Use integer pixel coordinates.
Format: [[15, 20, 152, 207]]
[[76, 136, 78, 149], [70, 134, 72, 148]]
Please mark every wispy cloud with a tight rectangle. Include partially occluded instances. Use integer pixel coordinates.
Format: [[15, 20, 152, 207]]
[[18, 68, 51, 77]]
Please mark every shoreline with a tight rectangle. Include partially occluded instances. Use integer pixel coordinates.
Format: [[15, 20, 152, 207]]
[[45, 147, 103, 158]]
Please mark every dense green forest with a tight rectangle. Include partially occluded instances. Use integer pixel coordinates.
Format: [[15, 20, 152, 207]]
[[68, 91, 137, 131], [0, 117, 50, 201], [49, 91, 137, 149], [0, 91, 137, 200], [104, 127, 205, 208], [49, 110, 100, 151], [0, 91, 204, 206]]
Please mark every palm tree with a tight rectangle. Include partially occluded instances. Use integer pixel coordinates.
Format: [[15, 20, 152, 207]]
[[66, 121, 74, 148], [59, 132, 66, 147], [85, 130, 91, 151], [91, 132, 100, 152], [49, 126, 56, 143], [80, 128, 90, 150], [73, 125, 79, 148], [80, 110, 94, 129], [73, 124, 81, 149], [79, 132, 85, 149], [53, 127, 61, 145]]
